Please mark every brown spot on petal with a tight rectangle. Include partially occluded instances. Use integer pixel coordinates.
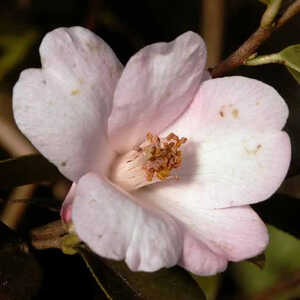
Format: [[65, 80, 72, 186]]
[[86, 42, 99, 52], [232, 109, 239, 119], [219, 111, 224, 117], [71, 89, 79, 95], [245, 144, 262, 155], [61, 161, 67, 167]]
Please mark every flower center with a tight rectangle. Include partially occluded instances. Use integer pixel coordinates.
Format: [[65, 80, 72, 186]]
[[110, 132, 187, 191]]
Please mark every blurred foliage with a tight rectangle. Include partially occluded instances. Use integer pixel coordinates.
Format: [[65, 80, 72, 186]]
[[0, 30, 38, 81], [232, 225, 300, 300]]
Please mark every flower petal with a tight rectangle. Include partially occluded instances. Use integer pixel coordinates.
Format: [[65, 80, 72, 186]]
[[13, 27, 122, 181], [179, 233, 228, 276], [72, 172, 183, 272], [135, 188, 269, 262], [170, 76, 289, 135], [61, 183, 76, 224], [108, 31, 207, 152], [148, 76, 290, 209]]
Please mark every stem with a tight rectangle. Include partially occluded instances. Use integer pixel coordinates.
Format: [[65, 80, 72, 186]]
[[260, 0, 282, 27], [277, 0, 300, 28], [211, 0, 300, 78], [211, 26, 274, 77]]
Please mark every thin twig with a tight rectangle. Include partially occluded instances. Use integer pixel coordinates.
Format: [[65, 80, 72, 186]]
[[211, 0, 300, 77], [277, 0, 300, 28]]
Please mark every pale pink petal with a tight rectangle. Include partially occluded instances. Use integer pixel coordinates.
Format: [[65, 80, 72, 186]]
[[108, 31, 207, 153], [180, 232, 228, 276], [135, 188, 269, 261], [13, 27, 122, 181], [148, 76, 291, 209], [61, 183, 76, 224], [169, 76, 289, 136], [143, 130, 290, 209], [72, 172, 183, 272]]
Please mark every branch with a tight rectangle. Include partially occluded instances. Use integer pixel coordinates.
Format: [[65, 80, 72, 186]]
[[211, 0, 300, 78], [277, 0, 300, 28]]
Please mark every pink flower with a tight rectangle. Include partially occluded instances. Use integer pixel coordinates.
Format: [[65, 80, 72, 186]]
[[13, 27, 291, 275]]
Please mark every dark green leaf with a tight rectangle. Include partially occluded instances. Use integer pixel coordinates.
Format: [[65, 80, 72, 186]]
[[0, 154, 64, 188], [79, 247, 206, 300], [0, 221, 42, 300]]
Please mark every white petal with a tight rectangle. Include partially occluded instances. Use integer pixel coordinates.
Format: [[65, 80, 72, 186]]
[[135, 188, 269, 262], [13, 27, 122, 180], [72, 172, 183, 272], [149, 76, 290, 209], [108, 31, 207, 153]]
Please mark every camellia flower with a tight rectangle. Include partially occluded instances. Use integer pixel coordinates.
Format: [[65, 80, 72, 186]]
[[13, 27, 291, 275]]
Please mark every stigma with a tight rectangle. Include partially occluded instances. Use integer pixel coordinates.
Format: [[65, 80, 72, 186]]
[[110, 132, 187, 191]]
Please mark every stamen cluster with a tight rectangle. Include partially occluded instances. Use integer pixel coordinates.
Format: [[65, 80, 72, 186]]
[[138, 132, 187, 182]]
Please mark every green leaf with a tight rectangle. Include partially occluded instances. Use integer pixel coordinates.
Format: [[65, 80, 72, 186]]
[[79, 247, 206, 300], [287, 67, 300, 84], [279, 44, 300, 72], [191, 275, 220, 300], [232, 225, 300, 300], [0, 154, 64, 188], [0, 30, 38, 80]]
